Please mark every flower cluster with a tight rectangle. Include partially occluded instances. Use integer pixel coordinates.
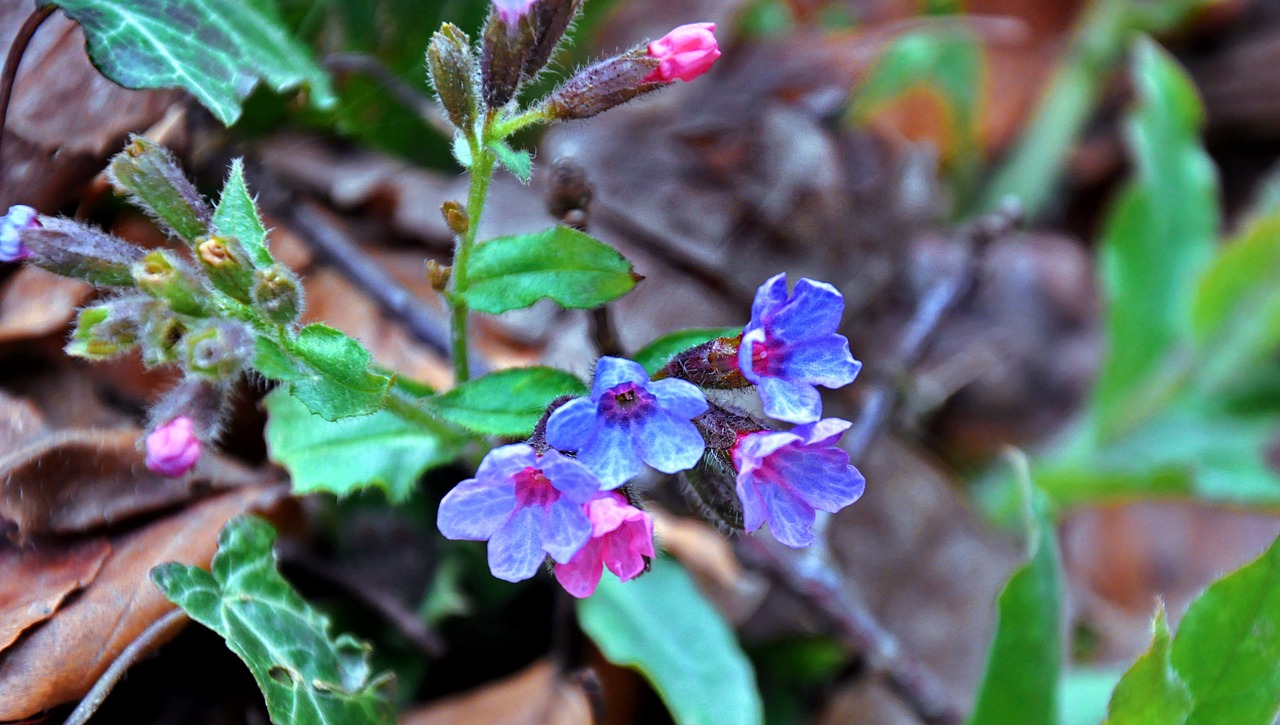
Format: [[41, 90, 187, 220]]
[[438, 273, 865, 596]]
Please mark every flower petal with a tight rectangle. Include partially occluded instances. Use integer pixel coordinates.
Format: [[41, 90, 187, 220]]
[[488, 506, 544, 582], [542, 498, 593, 564], [738, 327, 767, 385], [783, 335, 862, 388], [437, 479, 515, 541], [475, 443, 538, 481], [554, 542, 604, 598], [602, 515, 654, 581], [750, 273, 789, 328], [733, 429, 801, 475], [792, 418, 852, 448], [769, 447, 864, 513], [736, 474, 768, 533], [577, 421, 642, 488], [638, 414, 705, 474], [769, 278, 844, 344], [649, 378, 709, 419], [590, 357, 648, 400], [541, 452, 606, 501], [757, 376, 822, 424], [545, 398, 598, 453], [758, 483, 818, 547]]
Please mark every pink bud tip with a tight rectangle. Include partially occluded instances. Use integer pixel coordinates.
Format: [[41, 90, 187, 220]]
[[492, 0, 536, 25], [0, 205, 38, 263], [145, 416, 202, 477], [644, 22, 720, 83]]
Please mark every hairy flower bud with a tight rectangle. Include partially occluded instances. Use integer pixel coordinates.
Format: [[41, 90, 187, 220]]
[[252, 265, 303, 325], [196, 235, 256, 303], [523, 0, 583, 78], [680, 404, 768, 530], [183, 320, 254, 378], [0, 205, 39, 262], [66, 297, 145, 360], [440, 200, 469, 235], [108, 137, 213, 243], [134, 250, 210, 316], [427, 23, 478, 131], [148, 377, 232, 447], [481, 3, 536, 109], [139, 301, 185, 367], [644, 23, 720, 83], [20, 217, 143, 287], [657, 334, 749, 389], [145, 416, 202, 477], [540, 47, 663, 122]]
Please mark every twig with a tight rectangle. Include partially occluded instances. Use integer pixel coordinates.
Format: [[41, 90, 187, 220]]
[[64, 608, 189, 725], [324, 52, 453, 138], [743, 203, 1023, 725], [279, 542, 446, 658], [0, 5, 56, 163]]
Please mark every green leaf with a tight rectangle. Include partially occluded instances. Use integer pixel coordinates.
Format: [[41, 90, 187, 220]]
[[578, 558, 763, 725], [1091, 37, 1220, 439], [1168, 532, 1280, 724], [213, 159, 273, 268], [1104, 606, 1191, 725], [48, 0, 337, 126], [461, 226, 640, 315], [967, 472, 1064, 725], [152, 516, 395, 725], [426, 367, 586, 437], [633, 327, 742, 376], [107, 137, 211, 242], [254, 326, 391, 420], [263, 387, 461, 502], [487, 140, 532, 183]]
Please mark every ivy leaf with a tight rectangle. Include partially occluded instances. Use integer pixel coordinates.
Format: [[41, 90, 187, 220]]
[[152, 516, 395, 725], [487, 140, 532, 183], [263, 387, 462, 502], [426, 367, 586, 437], [1103, 606, 1191, 725], [578, 557, 763, 725], [47, 0, 337, 126], [254, 327, 391, 421], [967, 472, 1064, 725], [460, 227, 640, 315], [213, 159, 273, 268], [633, 327, 742, 376]]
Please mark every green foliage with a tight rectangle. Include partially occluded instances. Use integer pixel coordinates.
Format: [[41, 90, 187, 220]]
[[214, 160, 274, 267], [255, 327, 392, 421], [967, 475, 1064, 725], [578, 558, 764, 725], [487, 140, 532, 183], [1104, 607, 1191, 725], [152, 516, 395, 725], [460, 226, 639, 314], [47, 0, 336, 126], [107, 138, 210, 242], [633, 327, 742, 376], [263, 387, 462, 502], [426, 367, 586, 437]]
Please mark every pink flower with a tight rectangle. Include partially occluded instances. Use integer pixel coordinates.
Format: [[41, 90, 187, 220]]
[[145, 416, 202, 477], [554, 492, 655, 598], [644, 23, 720, 83]]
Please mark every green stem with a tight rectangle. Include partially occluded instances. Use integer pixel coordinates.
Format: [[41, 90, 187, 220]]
[[489, 108, 547, 139], [383, 386, 464, 442], [447, 133, 497, 383]]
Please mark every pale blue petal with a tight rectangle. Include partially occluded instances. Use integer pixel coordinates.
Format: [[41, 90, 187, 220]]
[[737, 475, 767, 532], [769, 446, 863, 513], [541, 498, 593, 563], [759, 483, 817, 548], [578, 422, 642, 488], [649, 378, 709, 419], [590, 357, 648, 400], [437, 479, 515, 541], [541, 452, 606, 500], [758, 376, 822, 424], [733, 430, 800, 474], [545, 398, 598, 453], [475, 443, 538, 482], [637, 414, 705, 474], [768, 278, 844, 344], [750, 273, 789, 326], [488, 506, 544, 582], [738, 327, 767, 385], [783, 335, 861, 388], [792, 418, 852, 448]]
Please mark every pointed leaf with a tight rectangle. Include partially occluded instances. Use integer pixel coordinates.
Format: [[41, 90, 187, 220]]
[[254, 327, 391, 420], [426, 367, 586, 437], [213, 159, 273, 267], [47, 0, 337, 126], [152, 516, 395, 724], [1104, 606, 1191, 725], [578, 558, 763, 725], [487, 140, 532, 183], [461, 227, 639, 314]]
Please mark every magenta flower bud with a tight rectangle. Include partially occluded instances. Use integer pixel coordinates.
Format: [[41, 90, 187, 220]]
[[493, 0, 536, 24], [554, 492, 655, 598], [145, 416, 202, 477], [0, 205, 39, 262], [644, 23, 721, 83]]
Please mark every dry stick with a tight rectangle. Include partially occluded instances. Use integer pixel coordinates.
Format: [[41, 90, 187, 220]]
[[0, 4, 56, 162], [743, 203, 1022, 725], [64, 608, 189, 725], [324, 53, 453, 138]]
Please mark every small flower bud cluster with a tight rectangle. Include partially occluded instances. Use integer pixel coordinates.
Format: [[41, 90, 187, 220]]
[[438, 274, 864, 596]]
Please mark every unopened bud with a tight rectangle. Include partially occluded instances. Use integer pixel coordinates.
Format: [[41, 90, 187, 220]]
[[524, 0, 583, 78], [108, 137, 213, 243], [0, 205, 39, 262], [183, 320, 254, 378], [139, 301, 185, 367], [441, 200, 469, 235], [21, 216, 144, 287], [134, 250, 210, 316], [196, 235, 255, 302], [252, 265, 303, 325], [643, 23, 720, 83], [66, 297, 144, 360], [426, 259, 452, 291], [145, 416, 202, 477], [657, 334, 748, 389], [147, 377, 231, 448], [427, 24, 478, 131], [481, 4, 536, 109], [680, 403, 768, 531], [540, 47, 663, 121]]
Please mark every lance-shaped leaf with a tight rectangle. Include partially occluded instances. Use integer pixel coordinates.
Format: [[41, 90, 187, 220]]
[[264, 387, 462, 502], [47, 0, 337, 126], [107, 137, 212, 242], [254, 328, 391, 421], [967, 471, 1064, 725], [578, 557, 763, 725], [460, 226, 640, 314], [426, 367, 586, 437], [152, 516, 395, 725], [1103, 605, 1191, 725], [633, 327, 742, 376], [213, 159, 274, 268]]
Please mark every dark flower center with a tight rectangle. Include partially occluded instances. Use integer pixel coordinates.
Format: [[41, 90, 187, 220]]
[[513, 466, 559, 507], [600, 382, 655, 422]]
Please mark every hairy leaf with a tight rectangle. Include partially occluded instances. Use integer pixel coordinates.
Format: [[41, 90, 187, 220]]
[[255, 328, 391, 421], [1104, 607, 1190, 725], [153, 516, 395, 724], [426, 367, 586, 437], [488, 140, 532, 183], [213, 159, 273, 267], [578, 558, 763, 725]]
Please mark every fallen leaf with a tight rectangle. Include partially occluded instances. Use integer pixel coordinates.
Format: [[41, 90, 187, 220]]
[[0, 484, 290, 720], [0, 267, 93, 345], [651, 506, 767, 625], [0, 537, 112, 652], [401, 659, 594, 725]]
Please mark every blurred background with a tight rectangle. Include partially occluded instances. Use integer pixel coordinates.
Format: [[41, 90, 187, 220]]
[[3, 0, 1280, 723]]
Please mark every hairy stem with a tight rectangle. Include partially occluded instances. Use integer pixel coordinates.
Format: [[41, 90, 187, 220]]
[[447, 134, 496, 383]]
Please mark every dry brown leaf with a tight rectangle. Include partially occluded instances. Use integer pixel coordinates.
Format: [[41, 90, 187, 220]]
[[651, 507, 767, 625], [0, 484, 289, 720], [401, 659, 595, 725], [0, 537, 111, 653], [0, 268, 92, 345]]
